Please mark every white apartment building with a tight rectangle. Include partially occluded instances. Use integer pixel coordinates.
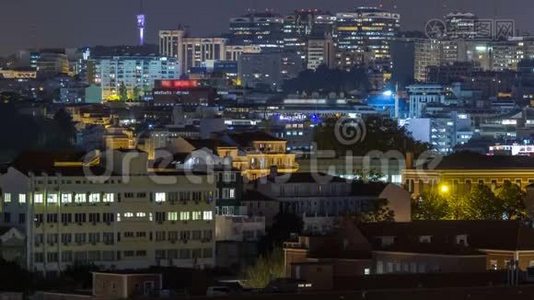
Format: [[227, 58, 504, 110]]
[[91, 56, 180, 101], [0, 150, 217, 275], [406, 84, 446, 118]]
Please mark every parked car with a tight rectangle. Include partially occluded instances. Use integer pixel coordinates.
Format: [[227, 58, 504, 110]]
[[206, 286, 231, 297]]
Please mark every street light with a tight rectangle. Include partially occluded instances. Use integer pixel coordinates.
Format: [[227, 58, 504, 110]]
[[439, 184, 450, 194]]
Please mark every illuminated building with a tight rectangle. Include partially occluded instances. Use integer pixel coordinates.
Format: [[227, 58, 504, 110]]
[[229, 12, 285, 49], [158, 29, 227, 74], [0, 150, 217, 274], [238, 52, 283, 90], [89, 56, 180, 101], [283, 9, 326, 67], [224, 44, 261, 61], [170, 132, 298, 180], [406, 84, 446, 118], [489, 143, 534, 156], [152, 79, 217, 106], [307, 35, 336, 70], [0, 68, 37, 79], [402, 152, 534, 196], [17, 49, 70, 76], [334, 7, 400, 71], [404, 112, 473, 155], [158, 30, 183, 58]]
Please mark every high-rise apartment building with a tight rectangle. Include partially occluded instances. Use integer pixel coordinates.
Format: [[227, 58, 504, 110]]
[[307, 35, 336, 70], [228, 12, 285, 49], [334, 7, 400, 71], [158, 30, 227, 74]]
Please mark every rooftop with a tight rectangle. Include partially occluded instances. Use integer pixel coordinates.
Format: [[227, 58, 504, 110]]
[[434, 152, 534, 170]]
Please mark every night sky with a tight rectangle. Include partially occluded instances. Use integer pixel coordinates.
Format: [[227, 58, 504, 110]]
[[0, 0, 531, 55]]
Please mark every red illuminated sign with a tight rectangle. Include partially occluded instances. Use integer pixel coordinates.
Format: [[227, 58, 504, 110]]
[[160, 80, 198, 89]]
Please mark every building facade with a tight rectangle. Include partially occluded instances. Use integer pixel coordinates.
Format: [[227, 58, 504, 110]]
[[0, 150, 217, 275], [89, 56, 180, 101], [334, 7, 400, 71]]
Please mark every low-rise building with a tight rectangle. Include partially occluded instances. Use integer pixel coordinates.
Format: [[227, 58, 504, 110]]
[[253, 172, 411, 223], [284, 220, 534, 291], [403, 152, 534, 196], [92, 272, 162, 299]]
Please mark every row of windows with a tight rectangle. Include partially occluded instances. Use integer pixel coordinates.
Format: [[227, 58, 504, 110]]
[[32, 179, 123, 185], [155, 248, 213, 259], [33, 211, 213, 224], [154, 230, 213, 241], [34, 248, 212, 263], [3, 191, 215, 205], [156, 211, 213, 222], [34, 213, 115, 224], [34, 230, 213, 245]]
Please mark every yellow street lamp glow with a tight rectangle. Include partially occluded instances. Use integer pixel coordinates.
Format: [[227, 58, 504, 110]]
[[439, 184, 450, 194]]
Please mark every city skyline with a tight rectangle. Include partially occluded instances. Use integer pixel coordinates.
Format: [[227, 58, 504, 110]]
[[0, 0, 531, 55]]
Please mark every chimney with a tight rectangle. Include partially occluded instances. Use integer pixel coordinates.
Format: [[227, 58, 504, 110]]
[[405, 152, 414, 170]]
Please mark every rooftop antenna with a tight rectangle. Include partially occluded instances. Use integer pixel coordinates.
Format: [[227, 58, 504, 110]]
[[137, 0, 145, 46]]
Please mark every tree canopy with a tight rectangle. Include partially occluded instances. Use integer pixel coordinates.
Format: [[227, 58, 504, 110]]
[[282, 65, 370, 95], [413, 183, 528, 221], [242, 248, 284, 289], [314, 115, 431, 157]]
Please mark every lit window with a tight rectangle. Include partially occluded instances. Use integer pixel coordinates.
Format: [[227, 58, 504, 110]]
[[89, 193, 100, 203], [229, 189, 235, 199], [192, 211, 202, 220], [203, 211, 213, 220], [47, 194, 58, 204], [364, 268, 371, 275], [61, 193, 72, 204], [34, 194, 44, 204], [155, 192, 166, 202], [179, 211, 190, 221], [4, 193, 11, 203], [117, 213, 121, 222], [19, 194, 26, 204], [103, 193, 114, 203], [124, 212, 134, 218], [136, 212, 146, 218], [74, 193, 86, 203], [168, 212, 178, 221]]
